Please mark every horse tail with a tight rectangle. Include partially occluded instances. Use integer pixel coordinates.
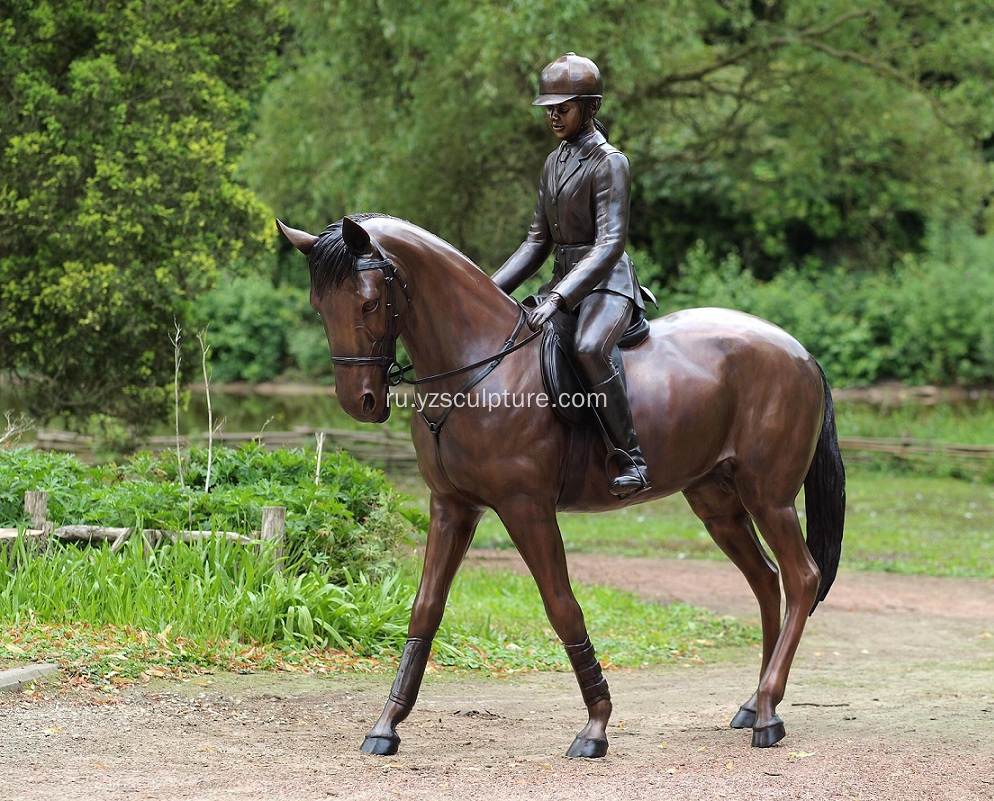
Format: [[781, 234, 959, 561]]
[[803, 363, 846, 614]]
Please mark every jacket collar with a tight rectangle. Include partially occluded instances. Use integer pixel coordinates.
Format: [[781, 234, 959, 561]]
[[567, 127, 605, 160]]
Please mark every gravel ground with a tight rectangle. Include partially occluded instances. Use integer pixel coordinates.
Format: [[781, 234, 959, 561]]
[[1, 554, 991, 801]]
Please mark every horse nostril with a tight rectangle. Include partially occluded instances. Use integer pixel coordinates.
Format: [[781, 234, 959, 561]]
[[362, 393, 375, 414]]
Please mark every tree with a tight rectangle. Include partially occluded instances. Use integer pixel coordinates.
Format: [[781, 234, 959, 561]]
[[0, 0, 286, 427], [246, 0, 993, 283]]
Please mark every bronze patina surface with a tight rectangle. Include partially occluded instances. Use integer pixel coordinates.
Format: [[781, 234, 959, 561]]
[[278, 212, 846, 758]]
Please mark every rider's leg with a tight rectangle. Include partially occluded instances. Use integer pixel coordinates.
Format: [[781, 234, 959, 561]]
[[573, 292, 651, 497]]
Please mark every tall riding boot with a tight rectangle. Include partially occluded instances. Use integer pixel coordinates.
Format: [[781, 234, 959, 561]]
[[590, 371, 651, 498]]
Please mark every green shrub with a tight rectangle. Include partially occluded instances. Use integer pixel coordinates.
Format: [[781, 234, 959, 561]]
[[0, 444, 420, 583], [194, 275, 300, 384], [663, 234, 994, 388]]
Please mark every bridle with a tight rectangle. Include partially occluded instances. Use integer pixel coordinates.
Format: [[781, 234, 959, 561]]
[[329, 255, 540, 391], [327, 254, 541, 440], [328, 257, 410, 380]]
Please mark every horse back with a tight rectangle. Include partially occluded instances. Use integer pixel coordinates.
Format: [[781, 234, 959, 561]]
[[562, 308, 826, 511]]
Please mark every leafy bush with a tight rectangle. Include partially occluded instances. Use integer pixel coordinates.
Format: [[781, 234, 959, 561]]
[[194, 273, 335, 383], [193, 276, 300, 384], [664, 234, 994, 388], [0, 444, 420, 583]]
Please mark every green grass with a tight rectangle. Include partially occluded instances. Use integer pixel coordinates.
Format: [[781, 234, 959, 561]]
[[7, 390, 994, 688], [437, 568, 753, 674], [0, 537, 754, 684], [470, 465, 994, 578]]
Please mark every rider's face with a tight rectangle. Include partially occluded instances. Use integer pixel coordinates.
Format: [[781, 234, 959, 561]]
[[546, 101, 584, 141]]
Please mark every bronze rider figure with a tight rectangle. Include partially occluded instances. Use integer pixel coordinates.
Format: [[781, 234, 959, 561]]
[[493, 52, 652, 498]]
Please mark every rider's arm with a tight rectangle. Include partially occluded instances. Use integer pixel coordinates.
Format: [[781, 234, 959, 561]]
[[492, 158, 556, 295]]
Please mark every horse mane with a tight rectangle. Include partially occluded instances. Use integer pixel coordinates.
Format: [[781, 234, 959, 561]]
[[307, 213, 397, 295]]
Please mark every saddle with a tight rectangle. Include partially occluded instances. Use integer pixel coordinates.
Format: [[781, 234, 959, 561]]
[[527, 297, 650, 428]]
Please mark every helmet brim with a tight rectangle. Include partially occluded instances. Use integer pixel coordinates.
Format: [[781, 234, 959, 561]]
[[532, 93, 601, 106]]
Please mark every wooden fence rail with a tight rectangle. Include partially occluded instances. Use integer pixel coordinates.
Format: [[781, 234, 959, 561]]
[[31, 427, 419, 470], [838, 436, 994, 461], [25, 428, 994, 469], [0, 492, 286, 563]]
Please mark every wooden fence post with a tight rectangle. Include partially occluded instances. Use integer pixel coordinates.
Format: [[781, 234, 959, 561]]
[[24, 491, 48, 534], [261, 506, 286, 568]]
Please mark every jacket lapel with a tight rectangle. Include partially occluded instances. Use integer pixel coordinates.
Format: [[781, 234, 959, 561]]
[[554, 130, 605, 196], [555, 149, 583, 196]]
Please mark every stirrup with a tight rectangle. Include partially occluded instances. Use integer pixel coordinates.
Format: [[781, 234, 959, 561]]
[[606, 450, 650, 498], [610, 470, 650, 499]]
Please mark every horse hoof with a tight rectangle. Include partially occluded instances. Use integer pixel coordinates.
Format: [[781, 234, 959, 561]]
[[566, 736, 608, 759], [730, 706, 756, 729], [751, 718, 786, 748], [360, 733, 400, 756]]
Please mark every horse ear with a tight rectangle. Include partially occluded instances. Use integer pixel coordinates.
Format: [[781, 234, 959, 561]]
[[342, 216, 375, 256], [276, 219, 318, 255]]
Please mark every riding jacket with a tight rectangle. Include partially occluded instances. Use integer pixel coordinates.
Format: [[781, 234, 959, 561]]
[[492, 128, 645, 313]]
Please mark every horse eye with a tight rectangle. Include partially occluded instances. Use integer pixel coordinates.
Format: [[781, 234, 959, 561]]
[[362, 300, 379, 315]]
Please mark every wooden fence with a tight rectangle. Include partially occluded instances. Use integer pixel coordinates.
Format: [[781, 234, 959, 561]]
[[0, 490, 286, 561], [32, 426, 419, 471], [26, 428, 994, 472]]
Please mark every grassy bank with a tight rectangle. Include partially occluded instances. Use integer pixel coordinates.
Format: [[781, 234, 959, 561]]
[[0, 445, 756, 686]]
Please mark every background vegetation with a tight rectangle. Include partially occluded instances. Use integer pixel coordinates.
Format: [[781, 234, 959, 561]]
[[0, 446, 753, 684], [2, 1, 994, 427], [2, 1, 993, 687]]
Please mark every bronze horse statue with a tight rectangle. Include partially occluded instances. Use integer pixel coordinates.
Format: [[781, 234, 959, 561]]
[[278, 213, 845, 756]]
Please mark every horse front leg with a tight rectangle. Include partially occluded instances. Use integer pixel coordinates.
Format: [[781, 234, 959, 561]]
[[361, 495, 483, 756], [496, 499, 612, 758]]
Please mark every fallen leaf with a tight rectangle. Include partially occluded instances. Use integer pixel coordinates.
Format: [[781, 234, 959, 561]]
[[725, 759, 734, 770], [43, 726, 62, 735], [788, 751, 816, 760]]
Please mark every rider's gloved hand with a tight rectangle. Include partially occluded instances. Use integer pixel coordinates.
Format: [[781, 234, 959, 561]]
[[527, 292, 564, 331]]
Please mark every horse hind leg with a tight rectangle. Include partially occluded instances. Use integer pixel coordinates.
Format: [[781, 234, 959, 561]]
[[683, 479, 782, 732], [738, 498, 821, 748]]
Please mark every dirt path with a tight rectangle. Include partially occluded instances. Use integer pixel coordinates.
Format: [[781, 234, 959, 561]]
[[1, 554, 991, 801]]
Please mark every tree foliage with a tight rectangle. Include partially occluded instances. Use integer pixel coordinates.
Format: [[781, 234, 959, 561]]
[[0, 0, 286, 426], [246, 0, 994, 281]]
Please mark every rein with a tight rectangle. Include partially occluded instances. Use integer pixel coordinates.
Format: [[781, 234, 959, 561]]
[[387, 313, 539, 388]]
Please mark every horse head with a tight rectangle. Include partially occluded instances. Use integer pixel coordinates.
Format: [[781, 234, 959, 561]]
[[277, 216, 408, 424]]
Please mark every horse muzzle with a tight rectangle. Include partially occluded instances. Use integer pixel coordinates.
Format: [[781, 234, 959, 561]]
[[337, 377, 391, 424]]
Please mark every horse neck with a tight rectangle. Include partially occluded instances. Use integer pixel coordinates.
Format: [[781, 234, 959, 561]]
[[375, 226, 522, 383]]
